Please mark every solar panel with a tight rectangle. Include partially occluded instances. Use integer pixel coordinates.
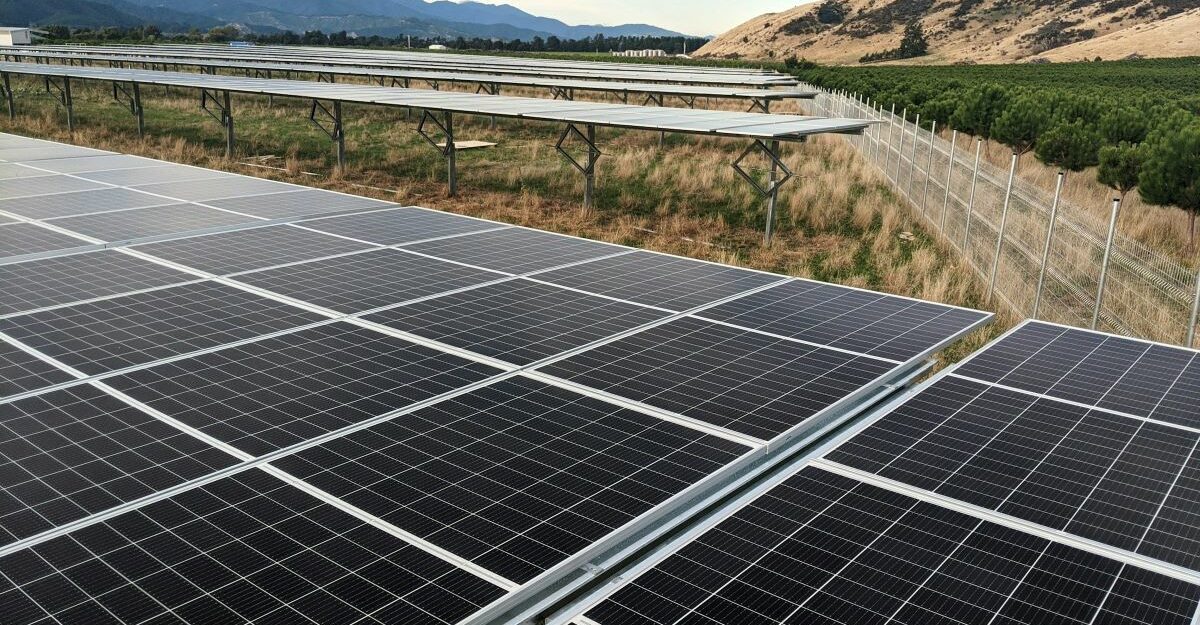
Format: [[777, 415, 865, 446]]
[[14, 154, 160, 174], [362, 279, 670, 365], [0, 338, 74, 398], [402, 228, 625, 275], [0, 163, 54, 179], [205, 189, 397, 220], [132, 224, 374, 276], [74, 165, 232, 187], [300, 207, 506, 245], [0, 174, 108, 199], [537, 316, 899, 440], [102, 322, 503, 456], [696, 280, 992, 361], [47, 204, 260, 243], [230, 248, 505, 313], [0, 383, 240, 542], [0, 187, 181, 220], [274, 375, 751, 584], [129, 176, 301, 202], [0, 468, 508, 625], [582, 466, 1200, 625], [0, 250, 193, 317], [533, 251, 782, 311], [0, 282, 327, 375], [0, 223, 91, 259]]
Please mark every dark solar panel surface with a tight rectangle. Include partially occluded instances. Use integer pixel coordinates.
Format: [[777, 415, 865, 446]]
[[537, 317, 897, 440], [0, 468, 508, 625], [274, 376, 750, 584], [363, 279, 669, 365], [402, 227, 622, 275], [74, 165, 229, 187], [0, 340, 74, 398], [0, 187, 176, 220], [0, 251, 193, 317], [129, 176, 299, 202], [533, 251, 782, 311], [0, 223, 89, 258], [0, 174, 107, 199], [697, 280, 991, 361], [0, 282, 326, 375], [0, 384, 239, 544], [586, 466, 1200, 625], [48, 204, 258, 243], [205, 189, 396, 220], [231, 248, 504, 313], [133, 225, 374, 276], [103, 322, 503, 456], [300, 207, 503, 245]]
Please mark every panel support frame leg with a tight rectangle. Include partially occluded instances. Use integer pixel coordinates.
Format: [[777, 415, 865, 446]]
[[555, 123, 602, 209], [44, 75, 74, 133], [112, 81, 145, 138], [200, 88, 235, 159], [417, 110, 457, 197], [309, 99, 346, 170], [732, 139, 795, 245], [1, 72, 13, 120]]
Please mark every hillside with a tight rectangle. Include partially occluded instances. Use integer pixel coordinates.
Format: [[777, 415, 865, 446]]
[[696, 0, 1200, 64], [1, 0, 685, 40]]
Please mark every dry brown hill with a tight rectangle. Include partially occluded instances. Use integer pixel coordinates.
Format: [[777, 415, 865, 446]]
[[696, 0, 1200, 64]]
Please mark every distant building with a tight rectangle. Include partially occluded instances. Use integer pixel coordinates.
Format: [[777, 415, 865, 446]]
[[428, 44, 448, 50], [612, 49, 667, 58], [0, 27, 32, 46]]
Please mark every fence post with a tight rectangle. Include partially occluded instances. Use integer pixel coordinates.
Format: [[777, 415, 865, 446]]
[[908, 114, 920, 197], [1092, 197, 1122, 330], [895, 108, 907, 185], [1033, 172, 1065, 319], [1188, 268, 1200, 347], [884, 103, 895, 175], [962, 140, 983, 251], [921, 121, 936, 216], [940, 130, 957, 233], [988, 152, 1019, 301]]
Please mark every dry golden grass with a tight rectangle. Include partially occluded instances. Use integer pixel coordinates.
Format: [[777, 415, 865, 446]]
[[0, 76, 1009, 366]]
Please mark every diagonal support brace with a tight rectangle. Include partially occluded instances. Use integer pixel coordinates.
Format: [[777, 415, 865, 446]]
[[200, 89, 235, 158], [418, 110, 457, 196], [43, 75, 74, 132], [1, 72, 13, 120], [732, 139, 795, 244], [111, 81, 144, 137], [308, 99, 346, 170], [555, 123, 602, 208]]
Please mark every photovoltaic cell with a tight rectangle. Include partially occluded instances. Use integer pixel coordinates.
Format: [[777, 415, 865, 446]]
[[133, 224, 374, 276], [129, 176, 299, 202], [0, 251, 193, 317], [300, 207, 504, 245], [697, 280, 991, 361], [402, 227, 623, 274], [0, 339, 74, 398], [48, 204, 259, 243], [533, 251, 781, 311], [0, 163, 53, 179], [584, 466, 1200, 625], [0, 187, 178, 220], [0, 384, 239, 544], [0, 468, 507, 624], [0, 223, 89, 259], [74, 165, 230, 187], [231, 248, 504, 313], [205, 189, 396, 220], [274, 376, 750, 583], [954, 322, 1200, 429], [537, 317, 897, 440], [12, 154, 157, 174], [0, 282, 327, 375], [363, 279, 669, 365], [103, 322, 503, 455], [0, 174, 107, 199]]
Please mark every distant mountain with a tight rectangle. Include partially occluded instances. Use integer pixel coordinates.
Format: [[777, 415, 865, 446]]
[[2, 0, 688, 40]]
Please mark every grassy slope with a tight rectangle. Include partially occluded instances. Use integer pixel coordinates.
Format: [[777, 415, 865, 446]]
[[0, 75, 1009, 365]]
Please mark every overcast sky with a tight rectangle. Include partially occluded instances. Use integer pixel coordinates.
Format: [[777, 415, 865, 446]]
[[471, 0, 807, 37]]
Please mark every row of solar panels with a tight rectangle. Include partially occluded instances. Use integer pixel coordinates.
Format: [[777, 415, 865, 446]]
[[3, 134, 1199, 625], [5, 44, 796, 87], [0, 47, 816, 107]]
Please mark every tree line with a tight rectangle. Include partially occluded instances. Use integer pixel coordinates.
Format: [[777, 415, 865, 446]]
[[39, 25, 710, 55], [793, 60, 1200, 249]]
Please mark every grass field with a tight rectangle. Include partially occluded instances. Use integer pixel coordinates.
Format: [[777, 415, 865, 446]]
[[0, 74, 1011, 362]]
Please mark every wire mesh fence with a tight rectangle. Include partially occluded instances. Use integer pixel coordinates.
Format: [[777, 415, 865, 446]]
[[809, 88, 1200, 347]]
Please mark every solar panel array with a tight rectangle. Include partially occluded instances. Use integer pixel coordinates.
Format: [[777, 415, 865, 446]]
[[580, 320, 1200, 625], [0, 133, 990, 624]]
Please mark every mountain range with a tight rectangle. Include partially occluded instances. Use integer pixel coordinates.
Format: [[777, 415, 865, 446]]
[[2, 0, 687, 40], [697, 0, 1200, 64]]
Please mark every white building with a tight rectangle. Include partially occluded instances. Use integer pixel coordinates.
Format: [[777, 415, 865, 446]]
[[0, 27, 31, 46], [428, 44, 448, 50], [612, 49, 667, 58]]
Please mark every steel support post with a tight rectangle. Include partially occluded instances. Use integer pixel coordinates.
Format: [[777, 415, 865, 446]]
[[1033, 172, 1065, 319], [962, 140, 982, 251], [732, 139, 794, 245], [1188, 268, 1200, 347], [417, 110, 456, 196], [44, 75, 74, 132], [941, 130, 957, 232], [555, 123, 602, 208], [988, 152, 1019, 302], [1, 72, 13, 119], [222, 90, 233, 159], [921, 121, 937, 215], [308, 99, 346, 170], [1092, 198, 1122, 330]]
